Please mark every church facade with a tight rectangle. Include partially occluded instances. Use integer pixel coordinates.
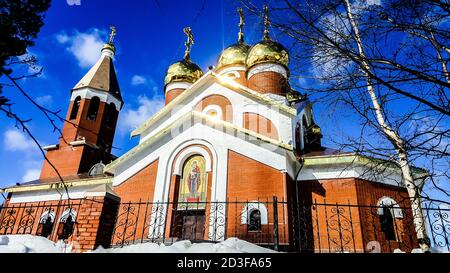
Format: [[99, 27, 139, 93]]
[[0, 9, 426, 253]]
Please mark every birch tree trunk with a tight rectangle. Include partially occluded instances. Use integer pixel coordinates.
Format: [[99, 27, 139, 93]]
[[343, 0, 430, 252]]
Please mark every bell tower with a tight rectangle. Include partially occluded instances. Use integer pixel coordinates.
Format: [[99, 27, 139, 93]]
[[40, 27, 123, 180]]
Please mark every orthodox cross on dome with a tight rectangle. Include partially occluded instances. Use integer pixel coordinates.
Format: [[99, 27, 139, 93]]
[[237, 8, 245, 43], [108, 26, 117, 45], [263, 4, 271, 40], [183, 27, 194, 60]]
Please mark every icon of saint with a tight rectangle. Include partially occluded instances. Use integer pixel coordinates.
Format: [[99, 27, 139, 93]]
[[187, 160, 201, 196]]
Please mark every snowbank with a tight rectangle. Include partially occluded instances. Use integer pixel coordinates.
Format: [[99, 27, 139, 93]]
[[0, 235, 275, 253], [1, 235, 447, 253], [93, 238, 277, 253], [0, 235, 71, 253], [394, 247, 449, 253]]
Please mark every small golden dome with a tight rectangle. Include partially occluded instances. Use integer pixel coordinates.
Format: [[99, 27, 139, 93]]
[[102, 43, 115, 53], [164, 59, 203, 85], [246, 40, 289, 68], [217, 42, 250, 70]]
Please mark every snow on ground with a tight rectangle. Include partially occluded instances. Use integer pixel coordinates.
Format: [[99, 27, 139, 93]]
[[0, 235, 72, 253], [394, 247, 449, 253], [1, 235, 448, 253], [93, 238, 277, 253], [0, 235, 275, 253]]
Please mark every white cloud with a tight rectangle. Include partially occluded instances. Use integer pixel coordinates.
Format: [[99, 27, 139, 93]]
[[22, 169, 41, 182], [56, 29, 105, 68], [4, 129, 36, 152], [35, 95, 53, 107], [56, 33, 70, 44], [118, 95, 165, 134], [131, 75, 148, 86]]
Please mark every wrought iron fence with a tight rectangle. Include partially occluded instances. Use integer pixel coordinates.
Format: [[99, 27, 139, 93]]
[[109, 198, 450, 253], [0, 200, 83, 243], [0, 198, 448, 253]]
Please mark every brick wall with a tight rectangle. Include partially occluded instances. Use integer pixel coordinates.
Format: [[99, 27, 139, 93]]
[[195, 94, 233, 123], [40, 97, 116, 179], [247, 71, 288, 95], [243, 112, 279, 140], [226, 150, 289, 245], [114, 159, 159, 203], [296, 178, 417, 252], [0, 195, 120, 252], [165, 88, 185, 105]]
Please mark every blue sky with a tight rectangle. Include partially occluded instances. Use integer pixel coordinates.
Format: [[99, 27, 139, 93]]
[[0, 0, 448, 203], [0, 0, 273, 187]]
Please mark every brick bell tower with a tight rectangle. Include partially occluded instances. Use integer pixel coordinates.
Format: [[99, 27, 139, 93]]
[[40, 27, 123, 180]]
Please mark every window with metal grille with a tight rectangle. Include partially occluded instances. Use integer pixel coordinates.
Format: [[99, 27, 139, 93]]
[[247, 209, 262, 232]]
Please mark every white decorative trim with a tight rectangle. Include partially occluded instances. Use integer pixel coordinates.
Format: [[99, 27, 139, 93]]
[[60, 208, 77, 221], [172, 146, 213, 175], [8, 184, 110, 203], [247, 63, 288, 79], [165, 82, 192, 93], [377, 196, 403, 218], [241, 202, 269, 225], [147, 139, 226, 241], [132, 71, 297, 137], [39, 210, 56, 223], [202, 105, 223, 120], [101, 48, 114, 58], [223, 71, 241, 79], [297, 165, 406, 188], [71, 88, 122, 109], [217, 65, 246, 76]]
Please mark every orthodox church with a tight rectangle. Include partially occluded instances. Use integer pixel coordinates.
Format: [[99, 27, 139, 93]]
[[0, 7, 424, 252]]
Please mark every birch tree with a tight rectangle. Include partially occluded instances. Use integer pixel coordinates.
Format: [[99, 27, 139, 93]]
[[241, 0, 450, 251]]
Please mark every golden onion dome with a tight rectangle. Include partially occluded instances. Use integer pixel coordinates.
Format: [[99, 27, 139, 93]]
[[164, 59, 203, 86], [246, 39, 289, 68], [217, 42, 250, 70]]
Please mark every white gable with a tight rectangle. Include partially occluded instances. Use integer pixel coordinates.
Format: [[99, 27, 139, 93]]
[[138, 73, 296, 147]]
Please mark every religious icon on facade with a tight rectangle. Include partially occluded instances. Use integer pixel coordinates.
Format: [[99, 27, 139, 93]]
[[187, 160, 201, 195], [177, 155, 207, 210]]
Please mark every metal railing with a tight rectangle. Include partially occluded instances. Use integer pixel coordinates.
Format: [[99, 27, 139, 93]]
[[0, 200, 83, 243], [0, 198, 448, 253], [108, 198, 450, 253]]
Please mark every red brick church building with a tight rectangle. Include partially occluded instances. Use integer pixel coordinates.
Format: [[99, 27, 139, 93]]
[[0, 9, 426, 253]]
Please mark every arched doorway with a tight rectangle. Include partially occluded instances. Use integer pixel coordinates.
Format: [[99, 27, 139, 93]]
[[171, 155, 208, 241]]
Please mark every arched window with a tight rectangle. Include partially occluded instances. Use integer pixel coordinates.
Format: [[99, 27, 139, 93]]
[[37, 210, 55, 238], [86, 96, 100, 121], [69, 96, 81, 120], [248, 209, 262, 232], [57, 208, 76, 240], [105, 102, 117, 126], [379, 206, 396, 241], [377, 197, 402, 241], [241, 202, 268, 232]]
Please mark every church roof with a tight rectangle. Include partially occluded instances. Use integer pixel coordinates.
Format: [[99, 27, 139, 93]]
[[105, 110, 293, 174], [131, 71, 297, 137], [72, 55, 122, 102]]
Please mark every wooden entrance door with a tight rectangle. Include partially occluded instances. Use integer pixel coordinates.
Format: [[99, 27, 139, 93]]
[[182, 213, 206, 241], [171, 211, 206, 241]]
